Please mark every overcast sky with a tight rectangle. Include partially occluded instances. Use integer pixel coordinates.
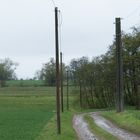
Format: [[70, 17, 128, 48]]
[[0, 0, 140, 79]]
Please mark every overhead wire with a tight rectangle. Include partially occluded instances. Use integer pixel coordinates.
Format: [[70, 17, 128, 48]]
[[123, 5, 140, 20], [121, 4, 140, 30], [50, 0, 63, 56], [58, 10, 63, 27], [50, 0, 63, 59], [50, 0, 56, 7], [58, 10, 63, 53], [50, 0, 63, 54]]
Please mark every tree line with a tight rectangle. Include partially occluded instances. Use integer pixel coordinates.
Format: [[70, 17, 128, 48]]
[[37, 27, 140, 110], [0, 27, 139, 110], [70, 27, 140, 110]]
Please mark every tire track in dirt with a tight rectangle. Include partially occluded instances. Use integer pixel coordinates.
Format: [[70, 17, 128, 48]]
[[73, 114, 98, 140], [90, 112, 140, 140]]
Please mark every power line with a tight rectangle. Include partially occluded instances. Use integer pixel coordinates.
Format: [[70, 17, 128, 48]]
[[58, 10, 63, 27], [50, 0, 56, 7], [122, 17, 140, 32], [123, 5, 140, 20], [119, 4, 140, 32], [58, 10, 63, 52], [59, 26, 62, 52]]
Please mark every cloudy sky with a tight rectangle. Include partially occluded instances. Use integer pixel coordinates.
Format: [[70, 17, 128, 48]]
[[0, 0, 140, 79]]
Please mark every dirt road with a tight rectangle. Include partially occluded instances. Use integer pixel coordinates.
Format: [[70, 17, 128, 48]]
[[90, 112, 140, 140], [73, 112, 140, 140], [73, 114, 98, 140]]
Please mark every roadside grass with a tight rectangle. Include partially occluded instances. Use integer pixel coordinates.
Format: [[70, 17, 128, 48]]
[[84, 114, 118, 140], [35, 86, 79, 140], [100, 110, 140, 136], [37, 110, 77, 140]]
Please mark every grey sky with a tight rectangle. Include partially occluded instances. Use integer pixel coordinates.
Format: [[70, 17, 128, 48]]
[[0, 0, 140, 79]]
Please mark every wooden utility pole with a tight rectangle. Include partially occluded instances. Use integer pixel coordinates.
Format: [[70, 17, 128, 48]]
[[55, 7, 61, 134], [60, 52, 64, 112], [66, 70, 69, 110], [115, 17, 124, 112], [79, 80, 82, 109]]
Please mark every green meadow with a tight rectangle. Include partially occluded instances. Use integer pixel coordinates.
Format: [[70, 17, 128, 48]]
[[0, 81, 139, 140], [0, 85, 77, 140], [0, 87, 56, 140]]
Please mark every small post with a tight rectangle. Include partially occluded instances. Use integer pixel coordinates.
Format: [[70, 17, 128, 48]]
[[60, 52, 64, 112], [79, 80, 82, 109], [66, 70, 69, 110], [115, 17, 124, 112], [55, 7, 61, 134]]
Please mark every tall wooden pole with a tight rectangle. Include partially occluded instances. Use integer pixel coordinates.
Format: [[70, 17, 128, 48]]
[[55, 7, 61, 134], [60, 52, 64, 112], [79, 80, 82, 109], [115, 17, 124, 112], [66, 70, 69, 110]]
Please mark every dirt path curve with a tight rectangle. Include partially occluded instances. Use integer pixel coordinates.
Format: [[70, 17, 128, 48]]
[[90, 112, 140, 140], [73, 114, 98, 140]]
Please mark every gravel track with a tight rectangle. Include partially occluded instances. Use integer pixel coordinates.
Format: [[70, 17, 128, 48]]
[[90, 112, 140, 140], [73, 114, 98, 140], [73, 112, 140, 140]]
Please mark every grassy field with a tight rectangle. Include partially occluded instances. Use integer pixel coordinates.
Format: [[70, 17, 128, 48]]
[[6, 80, 44, 87], [0, 86, 78, 140], [0, 87, 55, 140], [0, 84, 140, 140], [101, 110, 140, 136]]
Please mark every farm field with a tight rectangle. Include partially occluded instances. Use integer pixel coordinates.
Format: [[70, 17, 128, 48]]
[[0, 86, 77, 140], [0, 84, 139, 140], [6, 80, 45, 87]]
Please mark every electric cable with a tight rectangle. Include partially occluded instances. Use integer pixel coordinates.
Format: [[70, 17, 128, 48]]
[[50, 0, 56, 7]]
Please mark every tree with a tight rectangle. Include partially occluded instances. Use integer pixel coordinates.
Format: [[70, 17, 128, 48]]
[[38, 58, 66, 86], [0, 58, 18, 87], [122, 28, 140, 109], [40, 58, 56, 86], [69, 27, 140, 110]]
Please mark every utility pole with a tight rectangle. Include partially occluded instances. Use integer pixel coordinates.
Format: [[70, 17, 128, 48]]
[[55, 7, 61, 134], [115, 17, 124, 112], [66, 70, 69, 110], [79, 80, 82, 109], [60, 52, 64, 112]]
